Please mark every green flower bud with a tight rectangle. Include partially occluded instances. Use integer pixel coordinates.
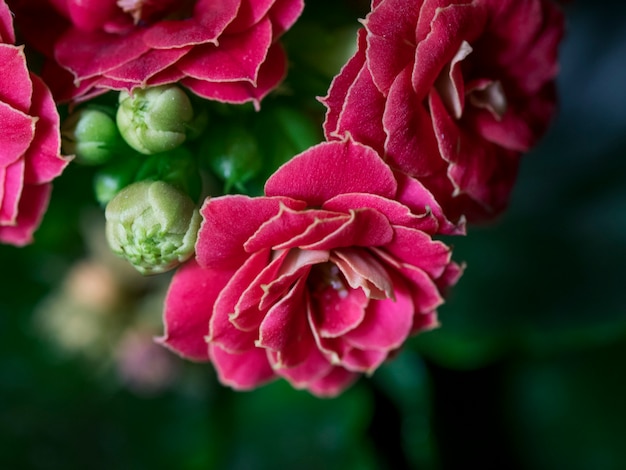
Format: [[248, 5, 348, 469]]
[[117, 85, 194, 155], [61, 106, 119, 165], [254, 103, 322, 177], [135, 148, 202, 203], [94, 155, 144, 207], [201, 124, 263, 194], [105, 181, 201, 275]]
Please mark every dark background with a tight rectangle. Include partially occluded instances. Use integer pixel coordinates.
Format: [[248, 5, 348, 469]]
[[1, 1, 625, 468]]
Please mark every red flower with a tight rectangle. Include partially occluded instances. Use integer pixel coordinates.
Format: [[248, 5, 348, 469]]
[[10, 0, 304, 106], [322, 0, 564, 222], [0, 2, 69, 246], [159, 139, 463, 397]]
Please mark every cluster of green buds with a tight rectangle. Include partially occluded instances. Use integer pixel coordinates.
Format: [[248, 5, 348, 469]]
[[61, 83, 321, 276]]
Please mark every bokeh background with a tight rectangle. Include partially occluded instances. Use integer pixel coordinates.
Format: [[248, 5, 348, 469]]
[[1, 1, 625, 468]]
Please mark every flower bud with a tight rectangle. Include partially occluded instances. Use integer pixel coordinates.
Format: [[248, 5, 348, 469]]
[[135, 148, 202, 203], [116, 85, 195, 155], [201, 123, 263, 194], [254, 103, 322, 178], [105, 181, 201, 275], [61, 106, 119, 165], [94, 155, 144, 207]]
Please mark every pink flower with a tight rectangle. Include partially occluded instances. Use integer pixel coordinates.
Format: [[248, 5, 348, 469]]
[[159, 138, 463, 397], [0, 2, 69, 246], [10, 0, 304, 106], [322, 0, 564, 223]]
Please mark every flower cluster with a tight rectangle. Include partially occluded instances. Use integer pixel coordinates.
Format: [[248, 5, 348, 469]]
[[2, 0, 565, 396], [9, 0, 304, 107]]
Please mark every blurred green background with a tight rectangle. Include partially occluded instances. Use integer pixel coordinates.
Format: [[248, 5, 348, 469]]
[[1, 1, 625, 468]]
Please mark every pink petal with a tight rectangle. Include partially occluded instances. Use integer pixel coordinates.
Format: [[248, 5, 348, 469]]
[[257, 276, 314, 368], [383, 66, 445, 178], [245, 206, 349, 252], [309, 265, 368, 338], [430, 89, 519, 213], [55, 28, 148, 82], [340, 346, 388, 373], [0, 1, 15, 44], [0, 102, 35, 168], [23, 74, 69, 185], [177, 18, 272, 84], [256, 248, 329, 313], [410, 311, 439, 335], [343, 272, 414, 351], [321, 28, 367, 139], [181, 42, 287, 108], [224, 0, 275, 34], [266, 0, 304, 38], [470, 84, 557, 152], [271, 340, 334, 388], [246, 206, 394, 253], [322, 192, 438, 234], [197, 194, 304, 270], [142, 0, 240, 50], [380, 226, 452, 278], [396, 263, 445, 317], [330, 58, 388, 156], [393, 172, 465, 235], [209, 250, 271, 352], [265, 139, 397, 206], [158, 259, 233, 361], [65, 0, 118, 32], [209, 344, 276, 390], [411, 3, 486, 100], [102, 47, 192, 85], [0, 45, 33, 113], [306, 366, 358, 397], [300, 208, 393, 251], [231, 249, 292, 331], [363, 0, 420, 94], [0, 181, 51, 246], [0, 158, 25, 224], [331, 248, 393, 301]]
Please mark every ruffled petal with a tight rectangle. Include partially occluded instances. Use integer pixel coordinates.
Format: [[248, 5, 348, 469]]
[[265, 139, 397, 206], [209, 344, 276, 390], [158, 259, 233, 361]]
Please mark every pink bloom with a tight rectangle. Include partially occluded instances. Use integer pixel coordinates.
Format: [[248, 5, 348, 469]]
[[159, 138, 463, 397], [322, 0, 564, 223], [0, 1, 69, 246], [10, 0, 304, 106]]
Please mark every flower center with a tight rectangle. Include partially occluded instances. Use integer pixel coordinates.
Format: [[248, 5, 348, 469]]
[[467, 80, 507, 121], [309, 262, 349, 300], [434, 40, 508, 121]]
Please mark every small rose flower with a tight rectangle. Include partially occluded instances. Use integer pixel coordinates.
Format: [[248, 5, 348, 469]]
[[0, 1, 69, 246], [322, 0, 564, 223], [10, 0, 304, 107], [159, 138, 463, 397]]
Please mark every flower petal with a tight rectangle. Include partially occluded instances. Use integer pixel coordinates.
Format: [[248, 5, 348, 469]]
[[0, 180, 51, 246], [209, 344, 276, 390], [265, 139, 397, 206], [197, 194, 304, 270], [158, 259, 232, 361]]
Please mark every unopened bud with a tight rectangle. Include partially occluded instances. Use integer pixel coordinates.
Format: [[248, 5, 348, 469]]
[[117, 85, 195, 155], [61, 107, 119, 165], [201, 124, 262, 193], [105, 181, 201, 275]]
